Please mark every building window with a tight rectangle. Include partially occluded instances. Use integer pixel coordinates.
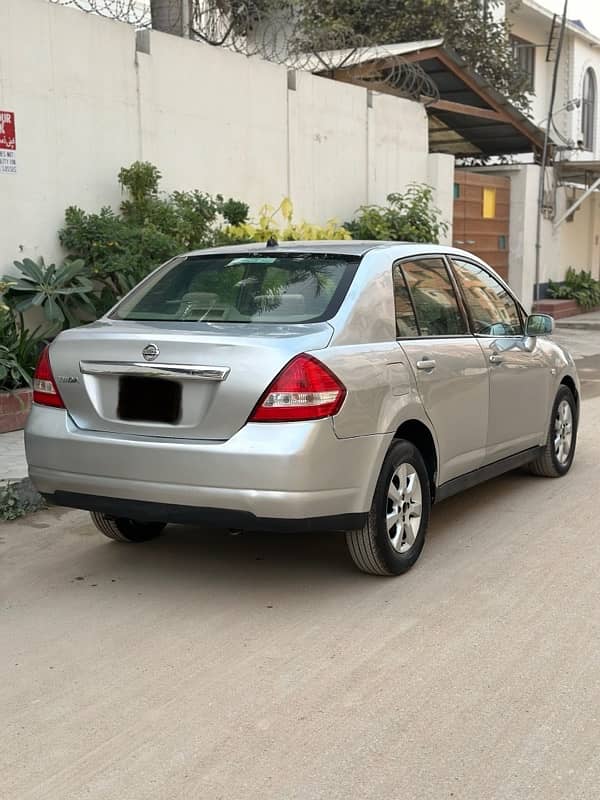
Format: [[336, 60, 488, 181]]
[[482, 187, 496, 219], [510, 35, 535, 92], [454, 182, 461, 199], [582, 68, 597, 151]]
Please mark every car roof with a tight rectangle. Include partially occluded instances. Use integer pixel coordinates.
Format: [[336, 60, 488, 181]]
[[184, 241, 481, 260]]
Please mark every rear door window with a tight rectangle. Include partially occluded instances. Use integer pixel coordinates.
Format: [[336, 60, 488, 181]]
[[398, 258, 467, 336], [112, 253, 360, 324]]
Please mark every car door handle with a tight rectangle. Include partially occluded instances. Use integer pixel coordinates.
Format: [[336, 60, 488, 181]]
[[416, 359, 436, 371], [489, 353, 504, 364]]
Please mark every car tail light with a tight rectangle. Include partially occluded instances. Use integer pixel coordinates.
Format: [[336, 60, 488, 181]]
[[249, 353, 346, 422], [33, 346, 65, 408]]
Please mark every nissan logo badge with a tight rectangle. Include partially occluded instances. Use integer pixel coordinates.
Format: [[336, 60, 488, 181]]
[[142, 343, 160, 362]]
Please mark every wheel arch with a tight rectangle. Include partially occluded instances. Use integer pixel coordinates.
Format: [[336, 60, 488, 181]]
[[560, 374, 579, 413], [394, 419, 438, 501]]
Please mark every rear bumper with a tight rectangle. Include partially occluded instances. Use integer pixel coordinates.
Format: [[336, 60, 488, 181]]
[[42, 491, 367, 532], [26, 406, 391, 529]]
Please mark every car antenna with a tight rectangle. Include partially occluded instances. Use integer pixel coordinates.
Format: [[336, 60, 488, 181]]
[[266, 236, 279, 248]]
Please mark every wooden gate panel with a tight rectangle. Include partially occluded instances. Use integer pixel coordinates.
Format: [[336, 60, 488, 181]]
[[452, 172, 510, 282]]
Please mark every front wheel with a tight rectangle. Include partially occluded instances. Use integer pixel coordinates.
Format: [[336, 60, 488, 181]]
[[90, 512, 165, 542], [346, 439, 431, 576], [529, 385, 578, 478]]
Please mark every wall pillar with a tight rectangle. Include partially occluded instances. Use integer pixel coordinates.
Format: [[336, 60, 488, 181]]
[[427, 153, 454, 245]]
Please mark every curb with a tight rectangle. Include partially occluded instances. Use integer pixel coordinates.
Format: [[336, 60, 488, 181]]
[[555, 323, 600, 331]]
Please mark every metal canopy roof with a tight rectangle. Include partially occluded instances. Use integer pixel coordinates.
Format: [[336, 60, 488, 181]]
[[316, 41, 547, 158]]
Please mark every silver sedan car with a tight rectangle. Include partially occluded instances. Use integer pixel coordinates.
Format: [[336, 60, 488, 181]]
[[26, 242, 579, 575]]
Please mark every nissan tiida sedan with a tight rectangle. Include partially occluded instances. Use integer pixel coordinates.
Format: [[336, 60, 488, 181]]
[[25, 242, 579, 575]]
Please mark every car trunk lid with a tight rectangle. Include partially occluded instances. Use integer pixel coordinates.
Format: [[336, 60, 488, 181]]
[[49, 319, 334, 440]]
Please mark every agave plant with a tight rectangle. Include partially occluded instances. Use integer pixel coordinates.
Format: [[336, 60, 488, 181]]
[[3, 257, 95, 330]]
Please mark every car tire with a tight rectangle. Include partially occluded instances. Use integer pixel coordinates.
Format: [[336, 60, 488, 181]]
[[90, 512, 165, 543], [529, 385, 578, 478], [346, 439, 431, 576]]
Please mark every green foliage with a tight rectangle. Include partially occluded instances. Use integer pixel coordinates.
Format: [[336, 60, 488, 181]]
[[0, 342, 31, 392], [117, 161, 250, 249], [60, 161, 250, 314], [0, 481, 45, 521], [548, 268, 600, 310], [3, 257, 95, 332], [0, 310, 42, 391], [0, 278, 46, 392], [221, 198, 251, 227], [119, 161, 161, 209], [298, 0, 531, 112], [221, 198, 351, 244], [346, 184, 448, 243], [60, 205, 178, 313]]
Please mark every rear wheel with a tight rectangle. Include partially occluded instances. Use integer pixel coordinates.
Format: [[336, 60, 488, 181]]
[[346, 439, 431, 576], [90, 512, 165, 543], [529, 385, 577, 478]]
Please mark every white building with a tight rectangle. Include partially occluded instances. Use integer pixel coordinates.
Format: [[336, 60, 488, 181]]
[[477, 0, 600, 308]]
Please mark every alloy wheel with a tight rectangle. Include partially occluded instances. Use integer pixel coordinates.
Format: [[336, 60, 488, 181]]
[[386, 463, 423, 553], [554, 399, 573, 466]]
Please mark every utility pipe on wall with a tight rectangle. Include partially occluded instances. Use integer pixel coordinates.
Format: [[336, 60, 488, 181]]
[[534, 0, 569, 303]]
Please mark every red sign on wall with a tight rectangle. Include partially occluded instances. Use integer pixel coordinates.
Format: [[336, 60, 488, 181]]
[[0, 111, 16, 150], [0, 110, 16, 174]]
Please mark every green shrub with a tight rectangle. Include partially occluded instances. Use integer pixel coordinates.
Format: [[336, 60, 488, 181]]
[[221, 198, 351, 244], [548, 268, 600, 310], [60, 205, 179, 313], [117, 161, 249, 249], [0, 304, 43, 392], [60, 161, 250, 314], [346, 184, 448, 244], [0, 342, 31, 392]]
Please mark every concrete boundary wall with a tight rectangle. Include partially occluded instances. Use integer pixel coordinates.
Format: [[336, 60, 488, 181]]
[[0, 0, 453, 276]]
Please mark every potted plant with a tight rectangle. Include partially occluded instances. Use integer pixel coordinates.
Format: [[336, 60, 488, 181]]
[[0, 283, 42, 433]]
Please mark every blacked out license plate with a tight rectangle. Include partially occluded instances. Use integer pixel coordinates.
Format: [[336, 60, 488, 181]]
[[118, 376, 182, 424]]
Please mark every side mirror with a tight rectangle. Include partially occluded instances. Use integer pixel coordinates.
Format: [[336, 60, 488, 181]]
[[526, 313, 554, 336]]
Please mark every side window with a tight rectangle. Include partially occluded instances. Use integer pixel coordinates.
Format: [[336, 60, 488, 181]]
[[399, 258, 467, 337], [392, 264, 419, 337], [451, 258, 523, 336]]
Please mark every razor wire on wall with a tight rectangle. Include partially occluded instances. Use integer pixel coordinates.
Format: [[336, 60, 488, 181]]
[[48, 0, 439, 103], [48, 0, 151, 26]]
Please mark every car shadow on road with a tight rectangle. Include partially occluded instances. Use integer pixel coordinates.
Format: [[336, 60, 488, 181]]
[[47, 465, 554, 605]]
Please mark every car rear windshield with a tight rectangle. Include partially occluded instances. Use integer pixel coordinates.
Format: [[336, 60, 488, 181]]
[[111, 253, 360, 324]]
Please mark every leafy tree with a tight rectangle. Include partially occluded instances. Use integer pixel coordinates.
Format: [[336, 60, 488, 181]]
[[297, 0, 531, 112]]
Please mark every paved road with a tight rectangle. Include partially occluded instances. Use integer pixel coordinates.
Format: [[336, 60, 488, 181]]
[[3, 397, 600, 799]]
